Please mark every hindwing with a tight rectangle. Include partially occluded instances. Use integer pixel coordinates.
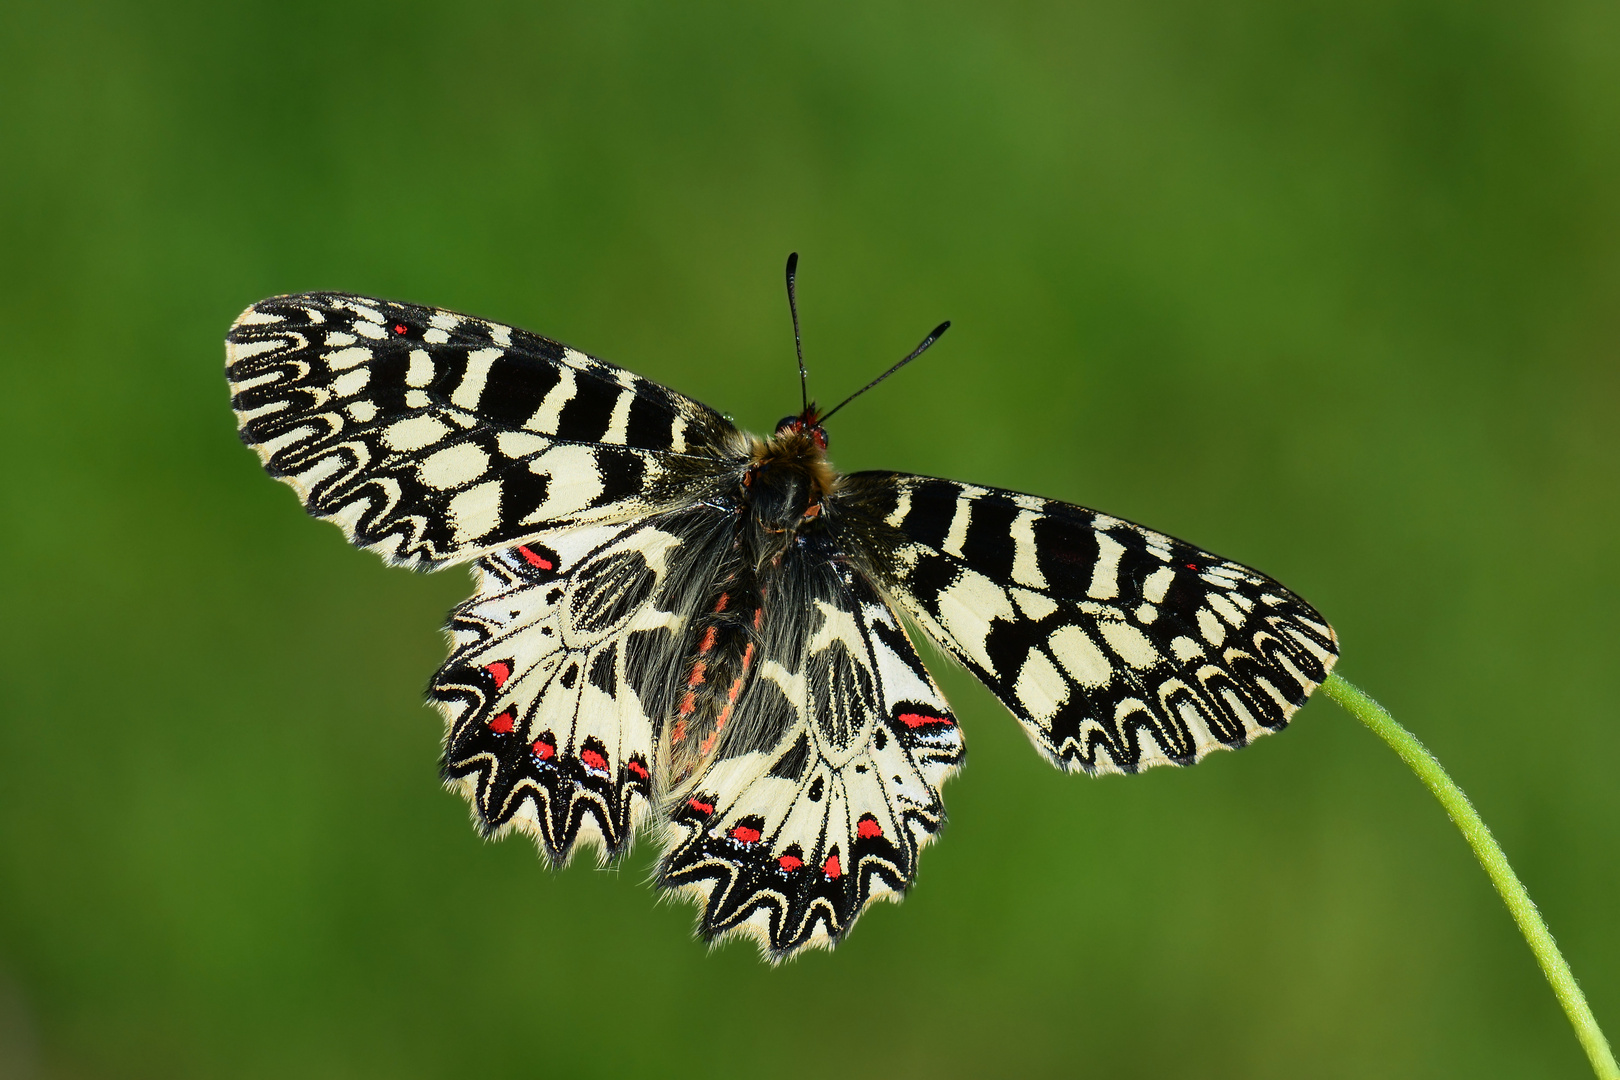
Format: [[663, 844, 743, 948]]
[[656, 535, 963, 959], [838, 473, 1338, 776], [226, 293, 743, 568], [434, 507, 730, 863]]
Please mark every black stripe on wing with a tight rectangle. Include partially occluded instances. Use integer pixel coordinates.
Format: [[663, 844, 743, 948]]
[[834, 472, 1338, 777], [225, 293, 744, 567]]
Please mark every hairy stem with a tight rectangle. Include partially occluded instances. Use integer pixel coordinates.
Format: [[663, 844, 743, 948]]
[[1319, 673, 1617, 1080]]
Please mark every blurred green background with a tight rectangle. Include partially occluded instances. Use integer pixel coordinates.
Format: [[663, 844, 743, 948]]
[[2, 1, 1617, 1077]]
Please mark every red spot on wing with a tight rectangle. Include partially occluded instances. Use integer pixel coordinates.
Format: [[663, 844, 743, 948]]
[[687, 797, 714, 815], [517, 546, 554, 571], [489, 712, 514, 734], [531, 738, 554, 760], [626, 759, 650, 781], [1186, 563, 1198, 571], [897, 712, 954, 729], [393, 324, 407, 335], [728, 825, 761, 844], [856, 817, 883, 839], [777, 854, 803, 871], [581, 749, 608, 773], [484, 661, 511, 687], [822, 854, 842, 880]]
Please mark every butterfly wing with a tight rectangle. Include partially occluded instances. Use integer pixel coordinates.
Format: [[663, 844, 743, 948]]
[[836, 473, 1339, 776], [655, 533, 964, 959], [226, 292, 744, 569], [433, 505, 733, 863]]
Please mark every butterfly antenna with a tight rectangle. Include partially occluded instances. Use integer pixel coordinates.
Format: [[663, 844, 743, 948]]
[[819, 320, 951, 423], [785, 252, 809, 415]]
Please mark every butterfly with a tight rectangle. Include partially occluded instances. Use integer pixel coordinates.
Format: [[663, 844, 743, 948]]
[[225, 255, 1338, 960]]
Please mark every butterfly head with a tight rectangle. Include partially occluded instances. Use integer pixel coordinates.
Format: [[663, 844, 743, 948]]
[[774, 409, 829, 451]]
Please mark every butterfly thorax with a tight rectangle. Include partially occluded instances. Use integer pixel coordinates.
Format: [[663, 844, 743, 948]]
[[664, 415, 839, 789], [742, 416, 836, 544]]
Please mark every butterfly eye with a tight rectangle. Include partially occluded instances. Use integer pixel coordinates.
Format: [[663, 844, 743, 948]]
[[775, 415, 800, 432]]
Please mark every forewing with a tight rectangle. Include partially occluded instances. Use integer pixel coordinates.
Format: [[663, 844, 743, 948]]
[[226, 292, 743, 568], [838, 473, 1338, 776], [434, 506, 727, 863], [656, 542, 964, 959]]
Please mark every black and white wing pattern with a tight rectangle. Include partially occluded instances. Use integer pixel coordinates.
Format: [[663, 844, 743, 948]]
[[430, 507, 727, 863], [226, 292, 742, 568], [655, 532, 964, 958], [228, 285, 1339, 962], [838, 473, 1338, 777]]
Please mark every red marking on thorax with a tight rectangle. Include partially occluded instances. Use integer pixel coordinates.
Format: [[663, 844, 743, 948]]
[[857, 817, 883, 839], [485, 661, 511, 687], [677, 692, 696, 717], [517, 546, 554, 570], [897, 712, 953, 729], [698, 627, 718, 654], [687, 662, 707, 688], [712, 592, 730, 613]]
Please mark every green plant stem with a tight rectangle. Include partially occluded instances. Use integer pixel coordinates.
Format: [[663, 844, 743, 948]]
[[1320, 672, 1617, 1080]]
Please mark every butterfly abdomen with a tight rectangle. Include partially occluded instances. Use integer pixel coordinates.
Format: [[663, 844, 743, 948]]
[[667, 557, 768, 787]]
